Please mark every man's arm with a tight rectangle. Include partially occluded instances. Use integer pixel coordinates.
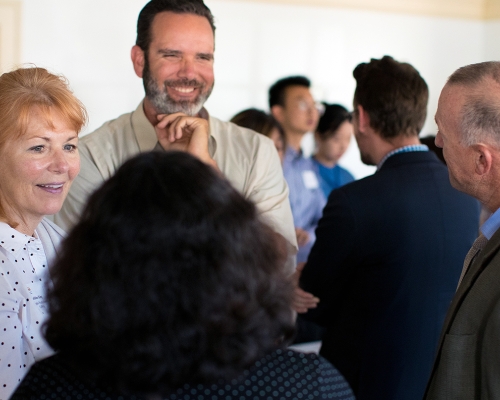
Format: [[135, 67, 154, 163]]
[[299, 189, 358, 325], [245, 138, 298, 274], [155, 115, 297, 273]]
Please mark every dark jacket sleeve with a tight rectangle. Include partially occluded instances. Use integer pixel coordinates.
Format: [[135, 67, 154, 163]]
[[299, 188, 358, 326]]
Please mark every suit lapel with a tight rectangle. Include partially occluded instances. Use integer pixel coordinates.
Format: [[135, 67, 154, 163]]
[[424, 230, 500, 398], [434, 229, 500, 356]]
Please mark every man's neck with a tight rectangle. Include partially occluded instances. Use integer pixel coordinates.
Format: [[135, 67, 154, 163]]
[[143, 97, 158, 126], [374, 135, 422, 165], [285, 131, 305, 152], [313, 153, 337, 168]]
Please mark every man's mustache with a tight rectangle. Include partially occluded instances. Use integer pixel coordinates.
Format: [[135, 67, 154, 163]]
[[164, 79, 203, 89]]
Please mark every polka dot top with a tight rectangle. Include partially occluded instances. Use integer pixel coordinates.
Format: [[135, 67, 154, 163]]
[[12, 349, 355, 399], [0, 222, 55, 400]]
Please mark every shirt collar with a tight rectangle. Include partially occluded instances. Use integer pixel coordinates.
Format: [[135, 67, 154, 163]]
[[0, 222, 39, 255], [481, 207, 500, 240], [377, 144, 429, 170], [284, 146, 303, 161], [134, 100, 216, 157]]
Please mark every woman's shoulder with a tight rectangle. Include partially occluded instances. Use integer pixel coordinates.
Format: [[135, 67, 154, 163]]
[[258, 348, 354, 395], [11, 354, 141, 400], [162, 348, 354, 399]]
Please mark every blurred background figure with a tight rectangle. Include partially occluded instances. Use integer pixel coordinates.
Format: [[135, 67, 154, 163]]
[[0, 67, 86, 399], [270, 76, 325, 265], [313, 103, 355, 198], [12, 152, 354, 400], [231, 108, 285, 163]]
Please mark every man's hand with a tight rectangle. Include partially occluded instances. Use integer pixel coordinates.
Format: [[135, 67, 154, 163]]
[[155, 113, 218, 169], [295, 228, 310, 247], [291, 262, 320, 313]]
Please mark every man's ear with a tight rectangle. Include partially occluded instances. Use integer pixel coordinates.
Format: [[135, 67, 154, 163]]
[[474, 144, 493, 176], [131, 45, 146, 78], [357, 105, 371, 133], [271, 105, 284, 125]]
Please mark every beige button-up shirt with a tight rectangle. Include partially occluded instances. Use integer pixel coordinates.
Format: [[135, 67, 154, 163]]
[[54, 102, 297, 271]]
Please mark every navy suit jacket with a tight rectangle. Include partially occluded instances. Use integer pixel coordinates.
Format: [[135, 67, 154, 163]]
[[300, 151, 480, 400]]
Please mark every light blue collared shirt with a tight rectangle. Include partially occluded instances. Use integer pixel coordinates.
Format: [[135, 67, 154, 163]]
[[377, 144, 429, 170], [283, 147, 326, 264], [481, 207, 500, 239]]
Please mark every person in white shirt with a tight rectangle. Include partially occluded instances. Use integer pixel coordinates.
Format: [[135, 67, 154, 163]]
[[0, 66, 87, 399]]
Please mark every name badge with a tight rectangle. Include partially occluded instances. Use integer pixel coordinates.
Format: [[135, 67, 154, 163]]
[[27, 281, 48, 315], [302, 170, 319, 189]]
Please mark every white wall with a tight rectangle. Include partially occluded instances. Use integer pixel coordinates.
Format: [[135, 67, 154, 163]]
[[20, 0, 489, 178]]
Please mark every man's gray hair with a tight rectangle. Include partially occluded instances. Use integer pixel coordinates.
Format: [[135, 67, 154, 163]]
[[448, 61, 500, 146]]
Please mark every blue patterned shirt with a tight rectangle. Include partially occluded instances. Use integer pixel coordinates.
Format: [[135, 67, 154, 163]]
[[283, 147, 326, 264], [377, 144, 429, 170]]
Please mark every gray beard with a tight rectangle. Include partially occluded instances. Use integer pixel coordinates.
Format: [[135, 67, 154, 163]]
[[143, 64, 213, 116]]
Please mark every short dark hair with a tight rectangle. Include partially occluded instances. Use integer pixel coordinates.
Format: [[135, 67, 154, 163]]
[[269, 76, 311, 108], [353, 55, 428, 139], [230, 108, 283, 139], [447, 61, 500, 146], [136, 0, 215, 53], [316, 103, 352, 140], [44, 152, 294, 395]]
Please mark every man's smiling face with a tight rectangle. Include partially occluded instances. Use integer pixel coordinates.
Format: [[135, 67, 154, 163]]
[[142, 11, 215, 116]]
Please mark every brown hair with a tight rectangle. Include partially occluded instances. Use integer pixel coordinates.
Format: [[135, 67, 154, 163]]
[[353, 55, 428, 139], [230, 108, 283, 138]]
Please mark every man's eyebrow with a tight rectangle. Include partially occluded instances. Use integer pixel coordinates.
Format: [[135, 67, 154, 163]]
[[196, 52, 214, 60], [158, 49, 181, 56]]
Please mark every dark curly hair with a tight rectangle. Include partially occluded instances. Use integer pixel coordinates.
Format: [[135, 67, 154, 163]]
[[353, 55, 428, 139], [43, 152, 295, 396]]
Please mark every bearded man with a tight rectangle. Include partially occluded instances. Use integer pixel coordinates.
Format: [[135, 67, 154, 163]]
[[54, 0, 296, 270]]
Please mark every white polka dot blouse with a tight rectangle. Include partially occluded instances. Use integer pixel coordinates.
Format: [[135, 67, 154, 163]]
[[0, 222, 54, 400]]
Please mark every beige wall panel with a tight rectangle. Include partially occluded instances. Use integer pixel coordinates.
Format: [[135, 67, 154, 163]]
[[486, 0, 500, 19], [219, 0, 485, 19], [0, 1, 21, 74]]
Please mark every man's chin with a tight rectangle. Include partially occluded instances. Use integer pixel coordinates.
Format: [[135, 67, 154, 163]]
[[151, 98, 203, 117], [360, 154, 376, 166]]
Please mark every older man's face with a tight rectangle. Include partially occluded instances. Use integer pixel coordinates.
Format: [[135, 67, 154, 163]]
[[143, 11, 215, 116], [435, 84, 478, 196]]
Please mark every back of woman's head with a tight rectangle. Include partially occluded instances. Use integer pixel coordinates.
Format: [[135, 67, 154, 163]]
[[44, 151, 294, 395], [0, 66, 87, 150], [231, 108, 280, 137]]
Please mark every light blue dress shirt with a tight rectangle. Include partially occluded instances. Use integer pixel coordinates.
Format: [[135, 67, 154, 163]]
[[283, 147, 326, 264], [481, 207, 500, 239]]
